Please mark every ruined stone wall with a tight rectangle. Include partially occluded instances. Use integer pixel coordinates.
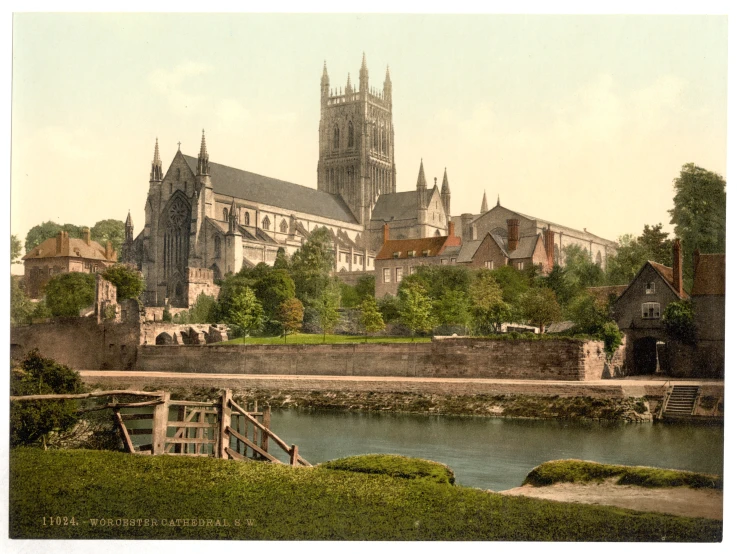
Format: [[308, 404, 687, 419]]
[[137, 338, 612, 381]]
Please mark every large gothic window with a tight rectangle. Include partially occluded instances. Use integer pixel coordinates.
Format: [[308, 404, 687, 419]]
[[162, 194, 191, 305], [348, 121, 354, 148], [214, 235, 221, 259], [262, 216, 271, 230], [333, 125, 340, 150]]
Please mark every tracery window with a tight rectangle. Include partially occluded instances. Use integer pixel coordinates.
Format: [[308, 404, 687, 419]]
[[348, 121, 354, 148], [280, 219, 288, 233], [262, 216, 271, 230], [333, 125, 340, 149]]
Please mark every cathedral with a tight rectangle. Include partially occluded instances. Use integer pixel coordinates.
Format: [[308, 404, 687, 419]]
[[123, 54, 453, 307]]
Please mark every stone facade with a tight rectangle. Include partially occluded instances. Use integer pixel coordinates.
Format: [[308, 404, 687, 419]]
[[22, 230, 117, 298]]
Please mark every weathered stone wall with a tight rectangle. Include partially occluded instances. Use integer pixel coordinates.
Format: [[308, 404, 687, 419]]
[[137, 338, 613, 381], [10, 318, 140, 370]]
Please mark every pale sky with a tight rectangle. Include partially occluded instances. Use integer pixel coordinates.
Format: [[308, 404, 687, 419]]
[[10, 13, 728, 262]]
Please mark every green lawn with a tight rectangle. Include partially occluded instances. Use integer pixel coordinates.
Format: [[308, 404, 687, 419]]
[[9, 448, 722, 541], [218, 333, 432, 345]]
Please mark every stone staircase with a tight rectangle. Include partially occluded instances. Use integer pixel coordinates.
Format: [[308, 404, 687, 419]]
[[662, 385, 700, 418]]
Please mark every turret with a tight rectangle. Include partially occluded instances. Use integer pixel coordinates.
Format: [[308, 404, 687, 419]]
[[416, 159, 428, 223], [125, 211, 134, 242], [321, 61, 330, 104], [345, 73, 353, 96], [228, 198, 239, 235], [441, 168, 451, 218], [197, 129, 210, 176], [150, 138, 163, 182], [480, 190, 488, 213], [359, 52, 369, 95], [383, 65, 392, 107]]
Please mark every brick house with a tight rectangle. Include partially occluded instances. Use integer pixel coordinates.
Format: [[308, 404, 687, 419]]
[[374, 222, 462, 297], [22, 230, 118, 299], [613, 240, 688, 374]]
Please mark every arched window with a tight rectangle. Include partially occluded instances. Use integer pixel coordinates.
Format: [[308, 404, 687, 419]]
[[214, 235, 221, 259], [262, 216, 270, 230], [280, 219, 288, 233], [372, 125, 378, 149], [223, 208, 228, 221], [348, 121, 354, 148], [333, 125, 340, 149], [244, 212, 250, 226]]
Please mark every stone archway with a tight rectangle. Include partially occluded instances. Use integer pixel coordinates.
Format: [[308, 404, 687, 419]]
[[632, 337, 659, 374], [155, 332, 173, 345]]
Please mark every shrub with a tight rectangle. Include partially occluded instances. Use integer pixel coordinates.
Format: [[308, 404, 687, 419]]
[[321, 454, 455, 485], [44, 272, 95, 317], [10, 350, 85, 447], [662, 301, 697, 345]]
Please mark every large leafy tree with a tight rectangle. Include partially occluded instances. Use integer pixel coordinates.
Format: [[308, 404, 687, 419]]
[[44, 273, 96, 317], [91, 219, 125, 257], [668, 163, 726, 286], [253, 268, 296, 321], [273, 247, 291, 270], [398, 281, 436, 340], [355, 274, 375, 301], [561, 245, 604, 290], [25, 221, 65, 253], [101, 264, 144, 300], [520, 287, 561, 332], [358, 297, 385, 342], [605, 224, 674, 286], [11, 234, 22, 263], [187, 292, 218, 324], [224, 287, 264, 343], [290, 227, 334, 305], [433, 289, 471, 330], [540, 265, 578, 309], [10, 276, 34, 326], [489, 265, 530, 307], [468, 271, 510, 334], [567, 293, 609, 335]]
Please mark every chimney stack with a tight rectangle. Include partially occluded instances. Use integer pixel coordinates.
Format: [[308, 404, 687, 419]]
[[672, 239, 683, 297], [507, 219, 519, 252], [83, 227, 91, 246], [56, 231, 67, 254], [448, 220, 455, 237], [383, 223, 390, 245], [544, 227, 555, 270]]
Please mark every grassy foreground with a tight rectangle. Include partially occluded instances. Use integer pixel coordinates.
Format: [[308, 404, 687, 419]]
[[524, 460, 723, 489], [219, 333, 431, 345], [9, 448, 721, 541]]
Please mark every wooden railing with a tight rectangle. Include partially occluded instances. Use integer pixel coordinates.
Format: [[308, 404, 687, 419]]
[[11, 389, 310, 466]]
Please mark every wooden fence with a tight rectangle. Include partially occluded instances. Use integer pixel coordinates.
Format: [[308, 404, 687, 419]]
[[11, 389, 310, 467]]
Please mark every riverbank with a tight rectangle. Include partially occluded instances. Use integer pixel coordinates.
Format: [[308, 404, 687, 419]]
[[80, 371, 725, 422], [9, 448, 722, 541]]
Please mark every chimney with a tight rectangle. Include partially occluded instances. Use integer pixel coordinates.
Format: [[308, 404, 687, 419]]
[[56, 231, 63, 253], [83, 227, 91, 246], [448, 220, 455, 237], [460, 213, 474, 241], [106, 240, 114, 261], [672, 239, 683, 297], [383, 223, 390, 245], [507, 219, 519, 252], [544, 227, 555, 269]]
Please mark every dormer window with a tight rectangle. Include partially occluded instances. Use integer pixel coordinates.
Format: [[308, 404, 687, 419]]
[[407, 251, 415, 258], [645, 282, 655, 295], [422, 250, 430, 257], [393, 252, 400, 258]]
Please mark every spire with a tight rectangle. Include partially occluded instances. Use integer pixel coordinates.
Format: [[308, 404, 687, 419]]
[[346, 73, 352, 95], [496, 194, 500, 207], [361, 52, 367, 72], [125, 210, 133, 227], [197, 129, 210, 176], [416, 159, 427, 189], [441, 168, 450, 193], [359, 52, 369, 92], [385, 65, 391, 84], [481, 191, 488, 213], [150, 138, 163, 182], [321, 60, 329, 86]]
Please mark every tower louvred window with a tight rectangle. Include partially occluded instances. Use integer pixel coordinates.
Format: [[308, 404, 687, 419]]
[[333, 125, 340, 149]]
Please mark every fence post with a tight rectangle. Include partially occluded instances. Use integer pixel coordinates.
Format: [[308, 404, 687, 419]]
[[290, 444, 299, 467], [219, 389, 232, 459], [151, 392, 170, 455], [261, 405, 270, 454]]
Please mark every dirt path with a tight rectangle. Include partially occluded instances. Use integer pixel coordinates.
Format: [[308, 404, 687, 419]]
[[500, 479, 723, 520]]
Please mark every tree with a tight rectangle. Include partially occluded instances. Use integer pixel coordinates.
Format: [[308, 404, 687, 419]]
[[188, 292, 218, 324], [378, 294, 401, 324], [398, 281, 435, 340], [339, 282, 361, 308], [561, 244, 604, 290], [10, 277, 34, 326], [489, 265, 530, 306], [253, 268, 296, 321], [468, 271, 510, 334], [315, 281, 341, 342], [290, 227, 334, 304], [662, 300, 697, 345], [520, 287, 561, 332], [25, 221, 65, 253], [11, 234, 22, 263], [541, 265, 578, 309], [277, 297, 305, 343], [639, 224, 673, 266], [91, 219, 125, 258], [273, 247, 291, 270], [358, 298, 385, 342], [355, 274, 375, 301], [433, 289, 471, 331], [10, 350, 85, 447], [605, 224, 674, 286], [668, 163, 726, 286], [224, 287, 264, 343], [567, 293, 609, 335], [101, 264, 144, 300], [44, 273, 96, 317]]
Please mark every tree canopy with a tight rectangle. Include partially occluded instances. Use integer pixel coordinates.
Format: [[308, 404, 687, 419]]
[[223, 287, 264, 341], [290, 227, 335, 304], [91, 219, 125, 255], [277, 297, 305, 341], [11, 234, 22, 263], [358, 297, 385, 341], [24, 219, 125, 260], [520, 287, 561, 332], [101, 264, 144, 300], [398, 281, 435, 339], [44, 273, 96, 317], [468, 271, 509, 334]]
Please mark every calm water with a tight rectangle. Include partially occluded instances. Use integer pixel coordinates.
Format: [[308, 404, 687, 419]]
[[267, 411, 724, 491]]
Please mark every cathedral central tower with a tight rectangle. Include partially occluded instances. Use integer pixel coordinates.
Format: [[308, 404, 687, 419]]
[[317, 54, 396, 226]]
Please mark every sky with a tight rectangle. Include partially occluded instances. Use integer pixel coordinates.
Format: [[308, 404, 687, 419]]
[[10, 13, 728, 271]]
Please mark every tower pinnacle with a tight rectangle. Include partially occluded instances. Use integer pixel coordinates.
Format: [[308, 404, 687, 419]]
[[481, 190, 488, 213], [359, 52, 369, 92], [150, 138, 163, 182], [441, 168, 450, 193], [416, 159, 427, 189], [197, 130, 210, 176]]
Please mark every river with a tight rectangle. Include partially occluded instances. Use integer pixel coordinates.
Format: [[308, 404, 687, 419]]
[[267, 410, 724, 491]]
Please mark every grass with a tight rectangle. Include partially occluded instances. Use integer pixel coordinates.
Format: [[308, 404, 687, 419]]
[[523, 460, 723, 490], [321, 454, 455, 485], [9, 448, 722, 541], [218, 333, 432, 345]]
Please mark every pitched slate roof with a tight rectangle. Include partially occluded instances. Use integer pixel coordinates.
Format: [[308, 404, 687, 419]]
[[508, 235, 541, 260], [691, 254, 725, 296], [376, 234, 460, 260], [456, 240, 483, 263], [23, 235, 115, 262], [618, 260, 689, 302], [182, 155, 357, 225], [370, 191, 420, 221]]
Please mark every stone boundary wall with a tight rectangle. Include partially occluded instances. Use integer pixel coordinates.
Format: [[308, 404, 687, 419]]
[[137, 338, 616, 381]]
